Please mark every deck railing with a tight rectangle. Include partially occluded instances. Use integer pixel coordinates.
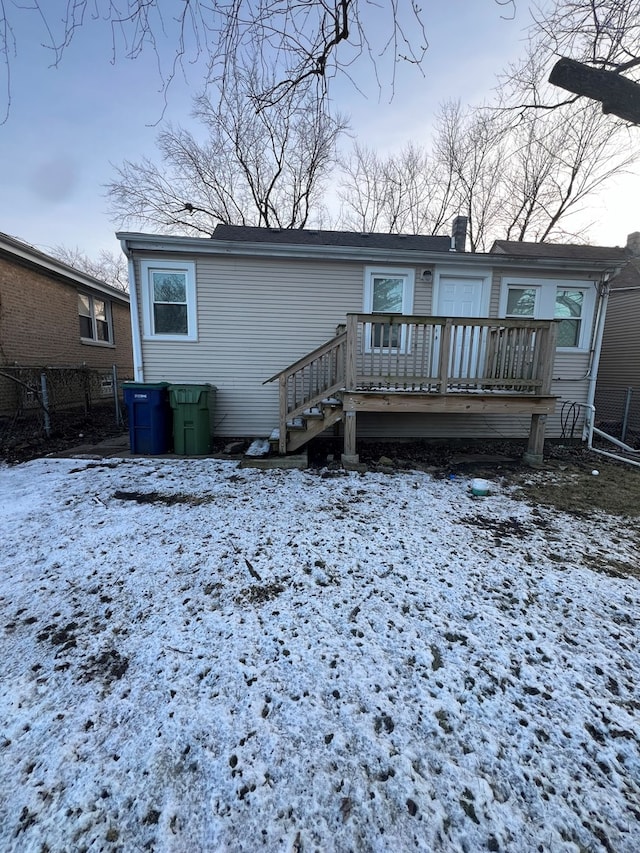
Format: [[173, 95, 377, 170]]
[[346, 314, 557, 394], [266, 315, 557, 451]]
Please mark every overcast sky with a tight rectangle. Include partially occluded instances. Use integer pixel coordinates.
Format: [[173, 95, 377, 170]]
[[1, 1, 638, 259]]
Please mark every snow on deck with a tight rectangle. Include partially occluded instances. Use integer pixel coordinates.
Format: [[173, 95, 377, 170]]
[[0, 458, 638, 852]]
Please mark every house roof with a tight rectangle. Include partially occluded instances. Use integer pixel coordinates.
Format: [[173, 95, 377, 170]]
[[0, 231, 129, 304], [118, 229, 623, 276], [491, 239, 627, 262], [211, 224, 453, 252], [606, 257, 640, 289], [491, 240, 634, 288]]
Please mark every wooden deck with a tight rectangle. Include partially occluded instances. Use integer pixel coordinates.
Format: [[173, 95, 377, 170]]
[[266, 314, 558, 464]]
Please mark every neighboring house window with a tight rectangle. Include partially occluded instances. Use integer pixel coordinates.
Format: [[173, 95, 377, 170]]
[[78, 294, 112, 343], [364, 267, 415, 352], [501, 279, 593, 350], [141, 261, 197, 341]]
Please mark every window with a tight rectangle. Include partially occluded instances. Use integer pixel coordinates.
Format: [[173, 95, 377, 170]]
[[78, 294, 112, 343], [555, 289, 584, 347], [505, 287, 538, 317], [501, 279, 594, 350], [141, 261, 197, 341], [364, 267, 415, 352]]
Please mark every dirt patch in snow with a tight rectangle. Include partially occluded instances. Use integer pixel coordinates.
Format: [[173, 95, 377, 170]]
[[311, 437, 640, 521]]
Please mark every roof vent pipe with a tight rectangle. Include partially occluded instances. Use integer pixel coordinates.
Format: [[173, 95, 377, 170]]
[[451, 216, 468, 252]]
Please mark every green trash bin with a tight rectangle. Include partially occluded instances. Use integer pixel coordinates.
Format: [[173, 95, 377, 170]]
[[169, 384, 215, 455]]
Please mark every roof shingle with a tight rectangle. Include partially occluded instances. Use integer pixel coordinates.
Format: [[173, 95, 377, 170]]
[[491, 239, 627, 262], [212, 224, 452, 253]]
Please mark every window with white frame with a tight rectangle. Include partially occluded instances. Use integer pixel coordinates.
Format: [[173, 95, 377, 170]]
[[141, 261, 197, 341], [554, 289, 585, 347], [364, 267, 415, 352], [501, 278, 594, 350], [78, 293, 112, 343], [504, 286, 539, 318]]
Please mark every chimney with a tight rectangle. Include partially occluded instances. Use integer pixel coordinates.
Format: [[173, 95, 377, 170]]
[[626, 232, 640, 257], [451, 216, 468, 252]]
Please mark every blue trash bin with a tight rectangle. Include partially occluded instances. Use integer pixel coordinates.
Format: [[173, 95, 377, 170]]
[[123, 382, 172, 455]]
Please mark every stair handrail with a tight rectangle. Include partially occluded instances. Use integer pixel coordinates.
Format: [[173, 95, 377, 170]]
[[263, 331, 347, 387], [264, 331, 347, 453]]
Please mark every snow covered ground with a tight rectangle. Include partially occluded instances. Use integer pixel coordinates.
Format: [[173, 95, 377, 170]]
[[1, 457, 639, 853]]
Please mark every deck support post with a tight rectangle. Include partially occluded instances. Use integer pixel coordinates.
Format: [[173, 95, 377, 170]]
[[523, 413, 547, 466], [341, 410, 359, 466], [278, 375, 288, 454]]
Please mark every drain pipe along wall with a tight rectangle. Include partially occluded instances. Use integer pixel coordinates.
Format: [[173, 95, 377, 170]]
[[582, 270, 615, 441], [120, 240, 145, 382]]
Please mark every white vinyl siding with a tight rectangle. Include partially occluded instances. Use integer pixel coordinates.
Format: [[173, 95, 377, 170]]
[[597, 289, 640, 387], [133, 253, 595, 441], [138, 256, 370, 435]]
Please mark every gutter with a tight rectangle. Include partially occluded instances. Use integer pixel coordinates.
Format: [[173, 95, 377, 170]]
[[119, 240, 145, 382]]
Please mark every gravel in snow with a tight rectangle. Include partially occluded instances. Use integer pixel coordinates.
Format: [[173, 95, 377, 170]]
[[0, 457, 639, 852]]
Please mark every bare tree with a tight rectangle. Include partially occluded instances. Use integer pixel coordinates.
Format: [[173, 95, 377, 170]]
[[498, 100, 635, 242], [107, 71, 348, 234], [498, 1, 640, 121], [540, 0, 640, 76], [338, 90, 636, 249], [1, 0, 431, 122], [338, 142, 454, 235], [434, 102, 509, 251], [338, 104, 508, 249], [50, 245, 129, 292], [544, 0, 640, 120]]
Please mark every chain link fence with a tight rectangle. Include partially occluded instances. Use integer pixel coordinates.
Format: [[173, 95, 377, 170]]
[[0, 365, 134, 457], [594, 385, 640, 448]]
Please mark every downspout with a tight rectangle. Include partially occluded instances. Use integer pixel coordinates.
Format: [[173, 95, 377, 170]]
[[120, 239, 145, 382], [581, 270, 614, 441]]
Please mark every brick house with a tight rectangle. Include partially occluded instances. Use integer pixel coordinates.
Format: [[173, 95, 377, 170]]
[[0, 232, 132, 418]]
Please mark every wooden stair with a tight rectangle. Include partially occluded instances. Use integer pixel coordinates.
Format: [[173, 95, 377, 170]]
[[269, 397, 343, 453]]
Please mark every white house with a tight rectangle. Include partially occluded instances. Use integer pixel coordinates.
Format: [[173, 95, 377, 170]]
[[118, 222, 622, 463]]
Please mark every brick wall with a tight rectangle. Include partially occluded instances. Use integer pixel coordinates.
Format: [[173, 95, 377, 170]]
[[0, 255, 133, 415]]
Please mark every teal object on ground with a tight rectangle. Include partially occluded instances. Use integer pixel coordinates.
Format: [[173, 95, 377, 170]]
[[169, 384, 216, 455]]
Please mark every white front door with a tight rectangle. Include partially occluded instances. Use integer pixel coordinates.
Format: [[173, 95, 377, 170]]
[[434, 274, 490, 380]]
